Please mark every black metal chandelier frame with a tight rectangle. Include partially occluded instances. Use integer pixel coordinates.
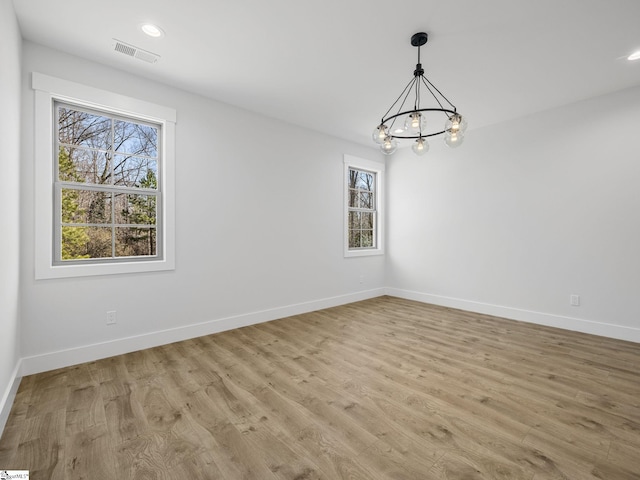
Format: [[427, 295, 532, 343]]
[[377, 32, 460, 140]]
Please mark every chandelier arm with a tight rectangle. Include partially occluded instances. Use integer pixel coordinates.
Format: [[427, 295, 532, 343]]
[[391, 77, 419, 132], [380, 76, 417, 123], [421, 75, 457, 112], [419, 76, 447, 112]]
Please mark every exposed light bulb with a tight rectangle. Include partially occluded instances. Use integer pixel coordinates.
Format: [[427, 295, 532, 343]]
[[444, 131, 464, 148], [412, 137, 429, 156], [380, 136, 398, 155], [372, 124, 388, 144], [445, 114, 467, 134], [404, 112, 426, 134]]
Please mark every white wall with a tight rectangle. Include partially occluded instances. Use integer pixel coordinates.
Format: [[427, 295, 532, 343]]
[[387, 85, 640, 342], [14, 37, 640, 385], [0, 0, 23, 431], [19, 42, 385, 373]]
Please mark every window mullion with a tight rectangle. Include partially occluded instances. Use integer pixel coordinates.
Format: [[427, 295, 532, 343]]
[[110, 191, 116, 258], [110, 119, 115, 259]]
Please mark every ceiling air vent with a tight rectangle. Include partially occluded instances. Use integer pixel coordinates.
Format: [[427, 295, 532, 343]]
[[112, 39, 160, 64]]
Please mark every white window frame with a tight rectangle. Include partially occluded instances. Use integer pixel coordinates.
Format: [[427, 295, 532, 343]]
[[343, 154, 385, 257], [33, 72, 176, 279]]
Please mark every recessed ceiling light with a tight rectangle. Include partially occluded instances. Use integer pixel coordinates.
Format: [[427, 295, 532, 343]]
[[628, 50, 640, 61], [141, 23, 164, 38]]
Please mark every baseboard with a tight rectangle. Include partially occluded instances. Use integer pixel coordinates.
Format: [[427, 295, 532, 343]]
[[385, 287, 640, 344], [20, 288, 386, 376], [0, 359, 22, 436], [18, 285, 637, 384]]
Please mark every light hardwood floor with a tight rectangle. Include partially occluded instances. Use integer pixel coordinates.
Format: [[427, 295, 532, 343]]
[[1, 296, 639, 479]]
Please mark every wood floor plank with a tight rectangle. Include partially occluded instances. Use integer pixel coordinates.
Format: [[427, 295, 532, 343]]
[[65, 382, 106, 435], [14, 409, 66, 479], [1, 296, 640, 479], [0, 375, 34, 467], [64, 424, 117, 480]]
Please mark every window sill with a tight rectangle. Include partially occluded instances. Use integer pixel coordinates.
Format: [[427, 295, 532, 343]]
[[36, 257, 175, 280], [344, 248, 385, 258]]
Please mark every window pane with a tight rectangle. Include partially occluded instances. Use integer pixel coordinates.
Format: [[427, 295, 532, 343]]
[[61, 226, 112, 260], [115, 227, 156, 257], [361, 212, 374, 229], [349, 230, 360, 249], [115, 193, 157, 225], [113, 154, 158, 188], [361, 230, 374, 248], [359, 191, 373, 209], [348, 211, 360, 229], [86, 227, 113, 258], [114, 120, 158, 157], [59, 147, 110, 184], [61, 188, 83, 224], [61, 189, 112, 224], [60, 226, 91, 260], [58, 106, 111, 150], [356, 172, 374, 190], [348, 169, 358, 189], [348, 188, 358, 208]]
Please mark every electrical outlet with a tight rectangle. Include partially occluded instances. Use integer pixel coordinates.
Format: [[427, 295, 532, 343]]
[[359, 275, 364, 284], [106, 310, 117, 325], [570, 295, 580, 307]]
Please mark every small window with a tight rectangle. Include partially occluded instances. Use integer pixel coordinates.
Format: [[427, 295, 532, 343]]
[[344, 155, 384, 257]]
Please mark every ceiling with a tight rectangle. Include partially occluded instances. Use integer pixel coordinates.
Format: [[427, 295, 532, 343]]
[[13, 0, 640, 147]]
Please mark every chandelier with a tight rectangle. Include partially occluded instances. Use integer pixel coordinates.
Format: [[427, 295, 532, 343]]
[[373, 32, 467, 156]]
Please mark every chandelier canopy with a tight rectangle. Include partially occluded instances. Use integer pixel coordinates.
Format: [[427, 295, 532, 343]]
[[373, 32, 467, 156]]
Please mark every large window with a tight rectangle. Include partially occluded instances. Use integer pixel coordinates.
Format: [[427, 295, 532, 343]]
[[33, 73, 176, 279], [344, 155, 385, 257], [55, 102, 161, 263]]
